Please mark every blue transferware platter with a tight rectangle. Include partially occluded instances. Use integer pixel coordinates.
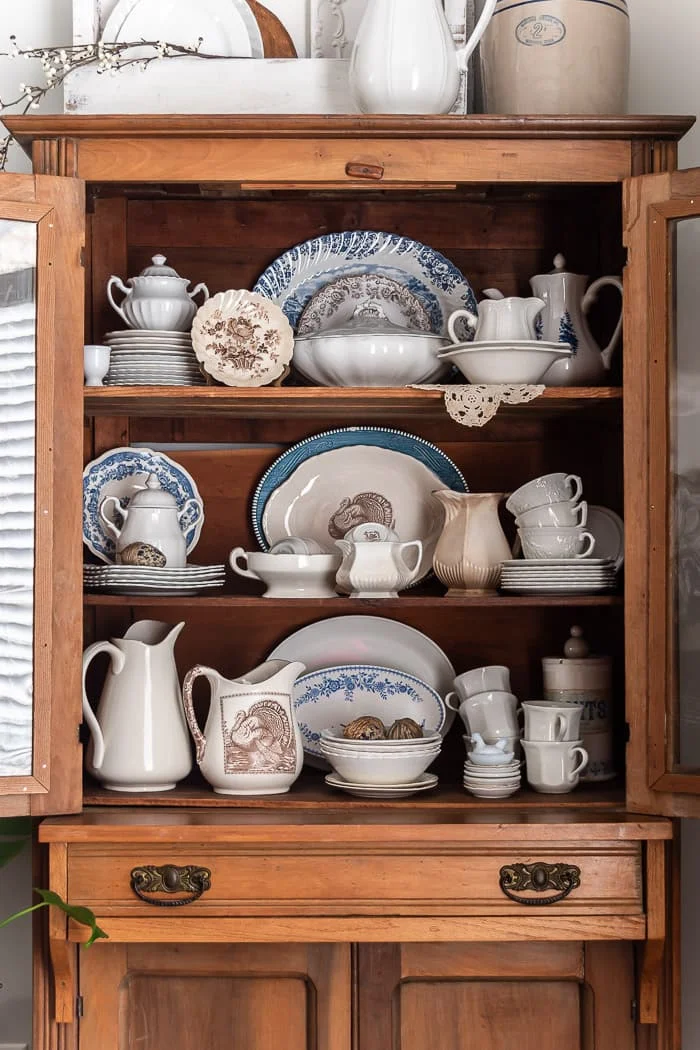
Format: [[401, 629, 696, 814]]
[[252, 427, 467, 585], [83, 447, 204, 563], [253, 230, 477, 337], [293, 664, 448, 763]]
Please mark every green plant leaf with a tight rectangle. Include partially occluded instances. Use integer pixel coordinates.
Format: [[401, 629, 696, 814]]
[[32, 889, 108, 947], [0, 838, 27, 869]]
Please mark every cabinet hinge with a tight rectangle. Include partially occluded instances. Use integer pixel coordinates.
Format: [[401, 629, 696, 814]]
[[631, 999, 638, 1023], [76, 995, 84, 1019]]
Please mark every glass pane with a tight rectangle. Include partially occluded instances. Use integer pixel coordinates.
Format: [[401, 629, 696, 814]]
[[0, 219, 37, 777]]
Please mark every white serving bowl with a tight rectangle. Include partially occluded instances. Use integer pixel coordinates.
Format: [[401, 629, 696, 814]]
[[321, 729, 442, 748], [320, 746, 439, 785], [229, 549, 341, 598], [322, 741, 442, 756], [437, 344, 571, 384], [293, 325, 450, 387]]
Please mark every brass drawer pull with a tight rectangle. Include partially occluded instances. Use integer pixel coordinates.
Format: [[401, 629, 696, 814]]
[[130, 864, 211, 907], [345, 160, 385, 181], [498, 862, 581, 906]]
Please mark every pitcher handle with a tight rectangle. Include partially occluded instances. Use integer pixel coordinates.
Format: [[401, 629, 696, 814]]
[[106, 275, 132, 327], [447, 308, 479, 344], [575, 532, 596, 559], [456, 0, 497, 67], [228, 547, 261, 582], [99, 495, 127, 542], [568, 745, 589, 781], [398, 540, 423, 574], [82, 640, 125, 771], [182, 665, 217, 764], [582, 275, 623, 371], [188, 281, 209, 305]]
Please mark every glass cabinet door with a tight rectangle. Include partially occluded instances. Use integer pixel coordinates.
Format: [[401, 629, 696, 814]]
[[625, 167, 700, 815], [0, 175, 84, 816]]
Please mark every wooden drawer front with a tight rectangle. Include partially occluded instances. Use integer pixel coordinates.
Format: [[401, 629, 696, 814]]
[[67, 843, 642, 917]]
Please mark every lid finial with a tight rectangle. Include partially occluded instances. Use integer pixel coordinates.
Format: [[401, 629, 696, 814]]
[[563, 625, 589, 659]]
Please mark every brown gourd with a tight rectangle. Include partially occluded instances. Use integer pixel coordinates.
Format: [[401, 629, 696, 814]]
[[387, 718, 423, 740], [343, 715, 387, 740]]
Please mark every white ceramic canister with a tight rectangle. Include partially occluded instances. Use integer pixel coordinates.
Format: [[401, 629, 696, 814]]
[[541, 626, 614, 781], [480, 0, 630, 115]]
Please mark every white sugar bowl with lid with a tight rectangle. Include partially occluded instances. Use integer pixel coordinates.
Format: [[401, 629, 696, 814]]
[[542, 625, 615, 781], [107, 254, 209, 331], [99, 473, 204, 568]]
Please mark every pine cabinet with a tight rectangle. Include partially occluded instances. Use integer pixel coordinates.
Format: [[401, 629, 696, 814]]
[[0, 114, 697, 1049]]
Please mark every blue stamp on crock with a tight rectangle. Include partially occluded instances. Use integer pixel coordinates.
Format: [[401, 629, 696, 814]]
[[516, 14, 566, 46]]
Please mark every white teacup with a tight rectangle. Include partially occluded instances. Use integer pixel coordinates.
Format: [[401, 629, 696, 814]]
[[453, 665, 511, 699], [229, 548, 341, 598], [506, 473, 583, 516], [522, 702, 583, 742], [515, 500, 588, 529], [84, 344, 111, 387], [269, 537, 325, 555], [540, 693, 611, 732], [522, 739, 588, 794], [448, 689, 520, 739], [519, 527, 595, 560]]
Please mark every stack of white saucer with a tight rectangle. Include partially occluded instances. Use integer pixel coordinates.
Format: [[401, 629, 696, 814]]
[[83, 563, 225, 596], [104, 329, 206, 386], [462, 735, 522, 799]]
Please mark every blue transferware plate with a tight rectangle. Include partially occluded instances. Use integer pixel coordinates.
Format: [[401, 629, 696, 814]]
[[83, 447, 204, 563], [253, 230, 477, 337], [252, 426, 467, 585]]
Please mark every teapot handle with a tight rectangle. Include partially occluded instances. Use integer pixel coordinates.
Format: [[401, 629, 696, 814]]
[[82, 640, 125, 771], [582, 275, 623, 371], [456, 0, 498, 67], [188, 282, 209, 305], [178, 497, 204, 532], [106, 275, 132, 327], [182, 665, 218, 764], [228, 547, 262, 583], [447, 309, 479, 344], [99, 495, 128, 542]]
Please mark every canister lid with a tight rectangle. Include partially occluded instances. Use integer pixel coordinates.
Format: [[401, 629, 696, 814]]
[[542, 625, 611, 689]]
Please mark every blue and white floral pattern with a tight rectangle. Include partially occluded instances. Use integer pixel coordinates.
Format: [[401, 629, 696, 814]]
[[253, 231, 478, 337], [83, 447, 204, 563], [293, 664, 447, 761]]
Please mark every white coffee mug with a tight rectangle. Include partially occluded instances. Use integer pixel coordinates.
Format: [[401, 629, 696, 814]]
[[522, 702, 583, 742], [448, 689, 520, 739], [506, 473, 583, 516], [515, 500, 588, 529], [522, 739, 588, 794], [453, 665, 511, 699], [519, 527, 596, 560]]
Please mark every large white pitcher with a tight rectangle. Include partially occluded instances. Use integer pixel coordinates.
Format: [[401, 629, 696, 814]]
[[82, 620, 191, 792], [182, 660, 306, 795], [350, 0, 497, 114]]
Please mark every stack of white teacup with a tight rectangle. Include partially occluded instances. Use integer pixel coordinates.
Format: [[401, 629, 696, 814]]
[[505, 471, 594, 561], [448, 665, 523, 799], [521, 702, 588, 793]]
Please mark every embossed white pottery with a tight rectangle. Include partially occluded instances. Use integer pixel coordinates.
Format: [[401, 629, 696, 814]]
[[481, 0, 630, 115], [350, 0, 496, 114], [522, 739, 588, 794], [515, 499, 588, 529], [182, 660, 306, 795], [506, 473, 583, 516], [107, 254, 209, 331], [531, 254, 624, 385], [84, 344, 111, 386], [82, 621, 191, 792], [335, 538, 423, 597], [453, 665, 511, 698], [519, 526, 596, 561], [229, 549, 341, 599], [522, 702, 583, 742], [432, 491, 511, 594], [466, 733, 515, 765], [448, 293, 545, 343], [437, 340, 572, 384], [192, 289, 294, 387], [99, 473, 203, 568]]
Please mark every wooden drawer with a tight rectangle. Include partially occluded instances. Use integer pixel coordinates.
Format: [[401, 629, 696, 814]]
[[67, 841, 642, 918]]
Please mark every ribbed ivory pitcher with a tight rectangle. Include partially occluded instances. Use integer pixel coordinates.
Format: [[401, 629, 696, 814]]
[[432, 491, 511, 595], [183, 660, 305, 795], [82, 620, 191, 791]]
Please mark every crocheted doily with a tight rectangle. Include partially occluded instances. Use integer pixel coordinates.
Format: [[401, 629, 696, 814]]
[[412, 384, 546, 427]]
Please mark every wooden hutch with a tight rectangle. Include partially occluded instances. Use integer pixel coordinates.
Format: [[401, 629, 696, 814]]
[[1, 113, 699, 1050]]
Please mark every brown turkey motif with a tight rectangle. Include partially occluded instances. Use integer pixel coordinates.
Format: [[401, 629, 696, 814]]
[[328, 491, 395, 540], [222, 698, 296, 774]]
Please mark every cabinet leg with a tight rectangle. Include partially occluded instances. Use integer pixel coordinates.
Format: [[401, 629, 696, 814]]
[[640, 840, 667, 1025], [48, 937, 75, 1024]]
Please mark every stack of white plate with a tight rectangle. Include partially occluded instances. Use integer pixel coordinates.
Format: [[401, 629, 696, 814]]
[[463, 759, 522, 798], [500, 558, 617, 595], [324, 771, 438, 799], [104, 329, 206, 386], [83, 563, 225, 596]]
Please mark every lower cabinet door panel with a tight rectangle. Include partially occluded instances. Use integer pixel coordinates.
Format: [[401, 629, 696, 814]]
[[78, 942, 351, 1050]]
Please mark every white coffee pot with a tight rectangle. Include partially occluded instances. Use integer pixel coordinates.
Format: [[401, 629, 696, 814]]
[[107, 254, 209, 331], [448, 290, 546, 343], [99, 473, 203, 567], [335, 538, 423, 598], [530, 254, 623, 385]]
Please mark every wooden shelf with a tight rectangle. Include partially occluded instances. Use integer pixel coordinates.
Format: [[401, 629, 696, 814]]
[[83, 386, 622, 421], [84, 775, 625, 810], [83, 592, 622, 609]]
